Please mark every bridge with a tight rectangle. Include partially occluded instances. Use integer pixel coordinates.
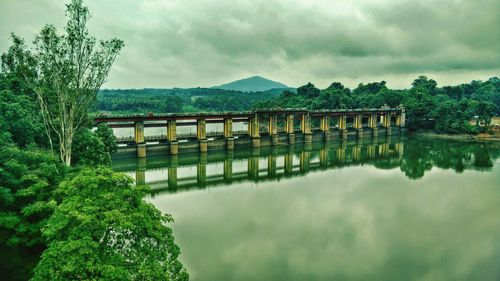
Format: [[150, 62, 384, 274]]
[[94, 106, 406, 157]]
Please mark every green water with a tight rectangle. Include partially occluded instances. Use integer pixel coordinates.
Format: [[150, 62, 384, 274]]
[[113, 136, 500, 281]]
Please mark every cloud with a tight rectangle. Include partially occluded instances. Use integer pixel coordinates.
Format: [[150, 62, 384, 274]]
[[0, 0, 499, 89]]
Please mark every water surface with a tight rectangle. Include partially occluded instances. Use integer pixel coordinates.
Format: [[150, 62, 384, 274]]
[[113, 136, 500, 281]]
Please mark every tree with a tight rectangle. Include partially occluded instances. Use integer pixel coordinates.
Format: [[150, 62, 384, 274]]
[[31, 0, 123, 166], [71, 128, 111, 166], [0, 146, 67, 281], [32, 167, 189, 281]]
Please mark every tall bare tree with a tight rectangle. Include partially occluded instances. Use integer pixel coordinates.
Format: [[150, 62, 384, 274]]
[[32, 0, 123, 165]]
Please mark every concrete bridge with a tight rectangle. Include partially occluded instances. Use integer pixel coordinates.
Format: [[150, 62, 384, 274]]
[[94, 106, 406, 157]]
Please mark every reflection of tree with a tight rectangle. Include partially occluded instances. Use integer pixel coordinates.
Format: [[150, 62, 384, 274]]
[[373, 158, 400, 170], [399, 138, 497, 179]]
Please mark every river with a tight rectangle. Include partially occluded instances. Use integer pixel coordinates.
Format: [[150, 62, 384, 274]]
[[112, 135, 500, 281]]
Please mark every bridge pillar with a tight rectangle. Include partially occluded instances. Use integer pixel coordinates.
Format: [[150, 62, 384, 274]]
[[167, 120, 178, 155], [223, 118, 234, 150], [248, 114, 260, 148], [354, 114, 363, 139], [197, 118, 208, 152], [382, 113, 392, 136], [269, 114, 279, 146], [320, 115, 330, 141], [168, 155, 178, 189], [368, 113, 378, 138], [301, 113, 312, 143], [339, 115, 348, 139], [286, 114, 295, 144], [135, 121, 146, 158]]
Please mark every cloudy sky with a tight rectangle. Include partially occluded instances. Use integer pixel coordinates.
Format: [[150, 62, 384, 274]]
[[0, 0, 499, 89]]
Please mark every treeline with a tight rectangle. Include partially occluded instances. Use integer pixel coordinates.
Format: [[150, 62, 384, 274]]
[[254, 76, 499, 134], [0, 1, 188, 280], [96, 87, 286, 113]]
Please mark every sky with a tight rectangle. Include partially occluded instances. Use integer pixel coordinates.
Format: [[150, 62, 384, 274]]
[[0, 0, 499, 89]]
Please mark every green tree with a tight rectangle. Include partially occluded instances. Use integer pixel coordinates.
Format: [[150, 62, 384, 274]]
[[31, 0, 124, 166], [95, 123, 118, 155], [32, 167, 189, 281], [71, 128, 111, 166]]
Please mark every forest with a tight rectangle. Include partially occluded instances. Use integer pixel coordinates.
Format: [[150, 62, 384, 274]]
[[95, 87, 287, 113]]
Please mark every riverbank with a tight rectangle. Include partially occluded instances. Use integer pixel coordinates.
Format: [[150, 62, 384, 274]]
[[413, 130, 500, 142]]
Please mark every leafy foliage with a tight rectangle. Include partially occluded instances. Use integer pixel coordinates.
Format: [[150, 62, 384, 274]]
[[0, 147, 67, 280], [254, 75, 499, 134], [32, 167, 189, 281]]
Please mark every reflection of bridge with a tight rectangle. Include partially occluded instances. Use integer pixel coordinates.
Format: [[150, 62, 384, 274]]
[[112, 138, 405, 195], [95, 107, 406, 158]]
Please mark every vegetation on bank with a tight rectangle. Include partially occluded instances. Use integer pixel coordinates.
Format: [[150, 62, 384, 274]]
[[95, 87, 286, 113], [96, 76, 498, 135], [0, 0, 188, 280], [254, 77, 499, 134]]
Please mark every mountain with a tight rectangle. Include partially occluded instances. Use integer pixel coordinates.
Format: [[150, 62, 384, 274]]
[[213, 75, 289, 92]]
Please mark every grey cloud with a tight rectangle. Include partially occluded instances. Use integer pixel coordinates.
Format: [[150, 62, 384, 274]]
[[0, 0, 498, 89]]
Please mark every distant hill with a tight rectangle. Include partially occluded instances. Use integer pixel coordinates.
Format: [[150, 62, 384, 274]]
[[213, 75, 289, 92]]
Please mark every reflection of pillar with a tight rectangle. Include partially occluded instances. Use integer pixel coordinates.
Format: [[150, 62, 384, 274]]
[[249, 114, 260, 148], [168, 155, 178, 189], [299, 151, 310, 173], [223, 158, 233, 182], [284, 153, 293, 175], [367, 144, 376, 159], [197, 118, 208, 152], [320, 115, 330, 141], [248, 155, 259, 180], [269, 114, 279, 146], [339, 115, 348, 139], [167, 120, 178, 155], [136, 157, 146, 185], [286, 114, 295, 144], [379, 143, 389, 157], [224, 118, 234, 150], [197, 153, 207, 187], [135, 121, 146, 158], [301, 114, 312, 143], [354, 114, 363, 139], [319, 147, 329, 168], [267, 154, 277, 177], [395, 142, 404, 160], [352, 143, 362, 162], [337, 144, 346, 164]]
